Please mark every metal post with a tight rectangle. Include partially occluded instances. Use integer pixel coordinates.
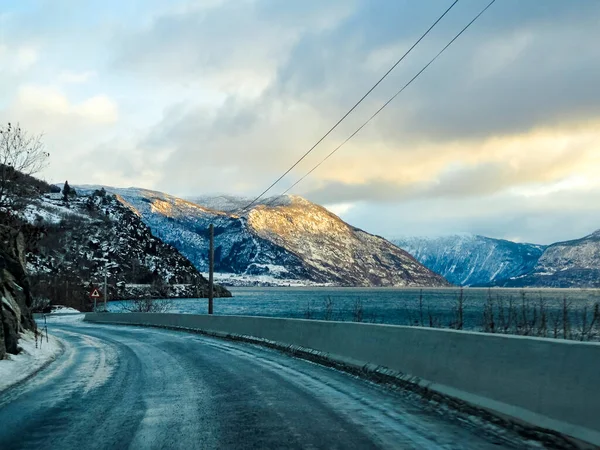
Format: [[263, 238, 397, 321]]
[[208, 223, 214, 315], [104, 270, 108, 311]]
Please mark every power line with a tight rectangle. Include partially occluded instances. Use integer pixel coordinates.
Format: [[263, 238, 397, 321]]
[[272, 0, 496, 201], [239, 0, 459, 212]]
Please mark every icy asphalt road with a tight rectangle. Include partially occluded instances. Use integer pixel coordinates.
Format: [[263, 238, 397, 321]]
[[0, 321, 545, 449]]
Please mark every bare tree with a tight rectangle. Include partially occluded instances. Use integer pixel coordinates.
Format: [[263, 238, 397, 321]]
[[0, 122, 49, 216], [304, 300, 314, 319], [577, 303, 599, 341], [418, 289, 424, 327], [120, 298, 172, 313], [562, 296, 571, 340], [482, 288, 495, 333], [450, 288, 465, 330], [322, 296, 334, 321], [352, 298, 364, 322]]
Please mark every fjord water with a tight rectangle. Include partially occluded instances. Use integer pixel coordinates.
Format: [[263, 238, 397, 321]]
[[115, 287, 600, 331]]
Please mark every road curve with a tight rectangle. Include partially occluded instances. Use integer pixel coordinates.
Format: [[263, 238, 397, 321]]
[[0, 319, 542, 449]]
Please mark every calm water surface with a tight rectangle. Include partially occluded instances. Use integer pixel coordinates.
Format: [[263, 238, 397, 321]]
[[112, 287, 600, 331]]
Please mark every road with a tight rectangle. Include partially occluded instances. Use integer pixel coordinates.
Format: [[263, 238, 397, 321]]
[[0, 319, 544, 449]]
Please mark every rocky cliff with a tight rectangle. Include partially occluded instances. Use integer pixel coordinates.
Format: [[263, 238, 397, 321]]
[[247, 197, 449, 286], [0, 226, 36, 359], [22, 188, 230, 310]]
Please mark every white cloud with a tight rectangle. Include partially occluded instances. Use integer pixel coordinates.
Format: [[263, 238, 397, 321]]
[[16, 47, 38, 70], [0, 45, 38, 75], [302, 118, 600, 204], [15, 85, 118, 124], [112, 0, 355, 98], [509, 176, 597, 198], [76, 95, 119, 123], [58, 70, 97, 84], [16, 85, 70, 114]]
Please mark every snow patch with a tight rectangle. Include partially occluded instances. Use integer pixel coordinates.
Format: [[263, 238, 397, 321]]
[[45, 313, 86, 324], [202, 272, 330, 287], [48, 305, 81, 314]]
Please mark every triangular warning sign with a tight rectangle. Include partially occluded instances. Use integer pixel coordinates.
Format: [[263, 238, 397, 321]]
[[90, 288, 101, 298]]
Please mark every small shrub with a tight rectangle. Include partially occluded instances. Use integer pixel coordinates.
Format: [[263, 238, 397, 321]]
[[120, 298, 172, 313]]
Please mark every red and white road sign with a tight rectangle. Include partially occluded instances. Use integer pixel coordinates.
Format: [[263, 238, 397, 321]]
[[89, 288, 102, 299]]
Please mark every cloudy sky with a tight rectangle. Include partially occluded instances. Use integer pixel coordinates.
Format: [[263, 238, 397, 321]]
[[1, 0, 599, 244]]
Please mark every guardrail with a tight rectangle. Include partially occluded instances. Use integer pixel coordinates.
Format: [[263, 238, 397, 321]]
[[85, 312, 600, 446]]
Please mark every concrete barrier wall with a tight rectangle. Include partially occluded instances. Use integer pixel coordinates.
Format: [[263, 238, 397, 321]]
[[85, 312, 600, 446]]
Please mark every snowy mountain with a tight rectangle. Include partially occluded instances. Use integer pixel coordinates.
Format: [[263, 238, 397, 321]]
[[393, 235, 546, 287], [82, 187, 450, 287], [21, 188, 230, 309], [496, 229, 600, 288]]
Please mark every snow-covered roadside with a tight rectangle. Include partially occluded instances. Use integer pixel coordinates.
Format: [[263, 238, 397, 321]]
[[0, 330, 62, 392], [44, 313, 85, 324], [47, 305, 81, 314], [202, 271, 332, 287]]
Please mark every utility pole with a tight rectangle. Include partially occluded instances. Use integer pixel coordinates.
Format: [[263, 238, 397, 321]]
[[208, 223, 214, 315], [104, 269, 108, 311]]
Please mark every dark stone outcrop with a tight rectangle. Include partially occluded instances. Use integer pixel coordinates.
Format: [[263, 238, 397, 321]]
[[0, 226, 36, 359], [26, 191, 230, 311]]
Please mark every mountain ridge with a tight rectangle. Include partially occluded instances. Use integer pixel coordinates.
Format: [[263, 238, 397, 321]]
[[393, 234, 546, 287], [495, 229, 600, 288], [80, 186, 450, 287], [394, 231, 600, 288]]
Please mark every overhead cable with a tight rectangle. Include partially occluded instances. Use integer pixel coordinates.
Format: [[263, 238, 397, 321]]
[[239, 0, 459, 212], [271, 0, 497, 201]]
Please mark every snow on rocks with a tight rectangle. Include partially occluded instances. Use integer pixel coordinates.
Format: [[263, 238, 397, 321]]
[[393, 235, 545, 287], [394, 230, 600, 288], [20, 188, 230, 302]]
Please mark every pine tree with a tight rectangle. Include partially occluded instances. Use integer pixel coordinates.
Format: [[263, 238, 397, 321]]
[[62, 180, 71, 202]]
